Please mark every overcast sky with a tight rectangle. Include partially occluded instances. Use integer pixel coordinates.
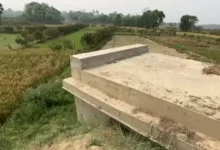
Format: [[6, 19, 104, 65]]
[[1, 0, 220, 24]]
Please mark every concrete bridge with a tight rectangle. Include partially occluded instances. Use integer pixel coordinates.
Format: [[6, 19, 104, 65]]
[[63, 45, 220, 150]]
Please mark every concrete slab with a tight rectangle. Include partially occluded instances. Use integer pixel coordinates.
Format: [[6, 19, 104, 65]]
[[63, 77, 220, 150], [63, 44, 220, 149]]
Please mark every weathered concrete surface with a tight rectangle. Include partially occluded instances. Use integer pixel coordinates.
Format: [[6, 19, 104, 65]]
[[70, 44, 148, 80], [63, 44, 220, 150], [75, 97, 110, 124], [63, 77, 220, 150], [83, 53, 220, 140]]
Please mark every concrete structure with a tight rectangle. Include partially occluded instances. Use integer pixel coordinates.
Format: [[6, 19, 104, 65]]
[[63, 44, 220, 150]]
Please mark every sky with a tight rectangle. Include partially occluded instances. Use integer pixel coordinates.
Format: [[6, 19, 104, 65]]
[[1, 0, 220, 24]]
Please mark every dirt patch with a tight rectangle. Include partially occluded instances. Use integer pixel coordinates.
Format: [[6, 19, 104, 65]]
[[41, 134, 107, 150], [203, 64, 220, 76]]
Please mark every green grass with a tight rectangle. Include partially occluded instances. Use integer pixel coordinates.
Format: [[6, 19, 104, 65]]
[[37, 29, 89, 50], [0, 34, 19, 50]]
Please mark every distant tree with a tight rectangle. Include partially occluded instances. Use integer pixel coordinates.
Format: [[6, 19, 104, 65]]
[[114, 14, 122, 26], [180, 15, 198, 31], [0, 3, 4, 25], [22, 2, 64, 24], [140, 9, 165, 28]]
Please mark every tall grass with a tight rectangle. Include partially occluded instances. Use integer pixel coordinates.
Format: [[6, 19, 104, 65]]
[[0, 49, 72, 122]]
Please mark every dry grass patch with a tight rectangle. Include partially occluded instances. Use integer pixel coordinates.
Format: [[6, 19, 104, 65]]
[[202, 64, 220, 76]]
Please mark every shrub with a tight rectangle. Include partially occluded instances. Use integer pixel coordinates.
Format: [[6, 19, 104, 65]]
[[183, 33, 187, 36], [15, 36, 26, 47], [44, 28, 60, 39], [15, 25, 23, 32], [24, 26, 35, 34], [62, 39, 74, 49], [4, 26, 14, 33], [33, 31, 43, 41], [49, 42, 63, 51], [81, 26, 116, 50], [216, 38, 220, 43], [35, 25, 47, 31]]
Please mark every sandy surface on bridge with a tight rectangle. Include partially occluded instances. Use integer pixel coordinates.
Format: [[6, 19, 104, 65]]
[[87, 52, 220, 120]]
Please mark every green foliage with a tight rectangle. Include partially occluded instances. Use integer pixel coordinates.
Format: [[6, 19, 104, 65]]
[[15, 25, 23, 32], [22, 2, 64, 24], [81, 26, 116, 50], [0, 3, 4, 25], [140, 9, 165, 28], [180, 15, 198, 31], [49, 42, 63, 51], [62, 39, 74, 49], [57, 23, 87, 35], [33, 31, 43, 41], [49, 39, 74, 51], [3, 26, 14, 33], [43, 28, 59, 38], [15, 36, 26, 46]]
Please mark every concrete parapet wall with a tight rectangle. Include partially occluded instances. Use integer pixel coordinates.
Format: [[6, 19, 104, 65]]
[[70, 44, 148, 80]]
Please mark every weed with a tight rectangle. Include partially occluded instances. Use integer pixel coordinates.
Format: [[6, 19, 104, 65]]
[[89, 139, 103, 147]]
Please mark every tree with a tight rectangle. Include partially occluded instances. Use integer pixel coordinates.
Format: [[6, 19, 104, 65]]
[[114, 14, 122, 26], [0, 3, 4, 25], [140, 9, 165, 28], [22, 2, 64, 24], [180, 15, 198, 31]]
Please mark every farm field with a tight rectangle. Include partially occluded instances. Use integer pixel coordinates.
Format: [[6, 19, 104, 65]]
[[0, 49, 72, 122], [177, 32, 220, 39], [146, 35, 220, 63], [37, 29, 88, 50], [0, 34, 19, 50], [0, 27, 91, 122]]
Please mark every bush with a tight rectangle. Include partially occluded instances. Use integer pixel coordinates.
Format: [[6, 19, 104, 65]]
[[44, 28, 60, 39], [81, 26, 116, 50], [49, 42, 63, 51], [15, 36, 26, 46], [4, 26, 14, 33], [62, 39, 74, 49], [33, 31, 43, 41], [183, 33, 187, 36]]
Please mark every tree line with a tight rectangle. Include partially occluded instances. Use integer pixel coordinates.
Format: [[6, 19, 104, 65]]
[[0, 1, 200, 32]]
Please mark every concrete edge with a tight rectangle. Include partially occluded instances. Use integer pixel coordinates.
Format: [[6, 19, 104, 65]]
[[62, 78, 198, 150], [70, 44, 148, 79], [81, 70, 220, 140]]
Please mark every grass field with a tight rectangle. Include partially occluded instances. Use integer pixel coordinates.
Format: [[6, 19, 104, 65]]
[[0, 34, 19, 50]]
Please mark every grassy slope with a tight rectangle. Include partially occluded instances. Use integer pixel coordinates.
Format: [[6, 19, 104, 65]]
[[0, 34, 19, 50]]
